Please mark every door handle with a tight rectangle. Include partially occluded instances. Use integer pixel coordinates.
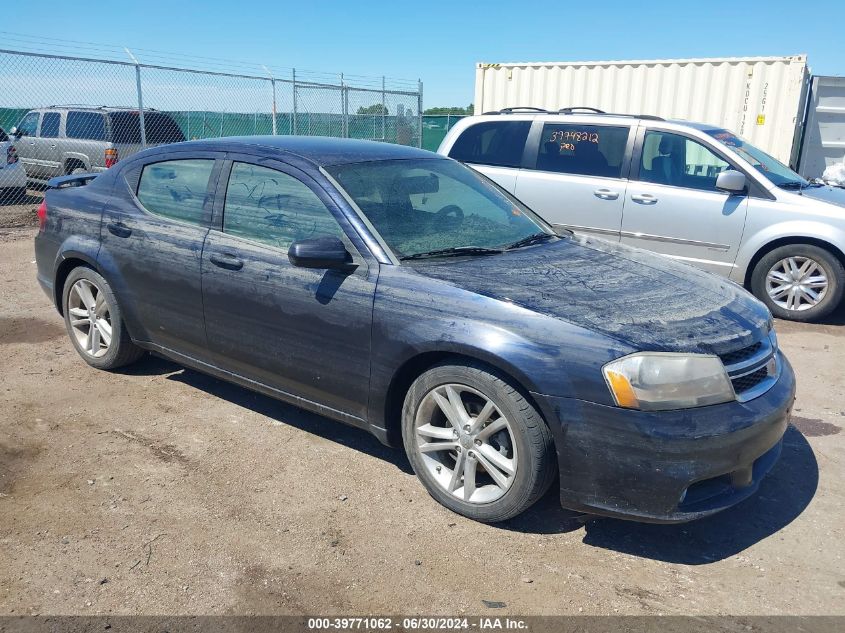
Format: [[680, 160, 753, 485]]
[[106, 221, 132, 238], [631, 193, 658, 204], [593, 188, 620, 200], [210, 252, 244, 271]]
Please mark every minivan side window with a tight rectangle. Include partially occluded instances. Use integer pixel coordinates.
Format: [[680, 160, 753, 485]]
[[223, 163, 344, 249], [639, 131, 731, 191], [66, 111, 106, 141], [535, 124, 629, 179], [448, 121, 531, 168], [17, 112, 39, 137], [40, 112, 60, 138], [137, 159, 216, 225]]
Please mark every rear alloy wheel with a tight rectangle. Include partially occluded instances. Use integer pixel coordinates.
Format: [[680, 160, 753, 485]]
[[67, 278, 112, 358], [751, 244, 844, 322], [402, 362, 555, 522], [62, 267, 144, 369]]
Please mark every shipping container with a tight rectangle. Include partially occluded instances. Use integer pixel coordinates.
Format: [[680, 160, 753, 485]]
[[474, 56, 810, 166], [797, 76, 845, 178]]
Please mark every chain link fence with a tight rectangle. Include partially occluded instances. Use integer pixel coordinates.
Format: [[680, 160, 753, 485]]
[[0, 48, 423, 211]]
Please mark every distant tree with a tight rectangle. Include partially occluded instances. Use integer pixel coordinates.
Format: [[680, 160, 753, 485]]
[[357, 104, 389, 115], [423, 104, 474, 115]]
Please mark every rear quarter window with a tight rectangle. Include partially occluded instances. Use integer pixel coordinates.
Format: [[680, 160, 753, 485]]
[[448, 121, 530, 168], [66, 111, 106, 140], [109, 112, 186, 145]]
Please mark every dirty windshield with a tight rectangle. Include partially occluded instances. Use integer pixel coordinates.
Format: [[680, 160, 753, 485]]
[[328, 158, 556, 259]]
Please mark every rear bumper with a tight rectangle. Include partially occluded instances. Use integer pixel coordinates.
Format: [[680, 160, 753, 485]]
[[532, 352, 796, 523], [0, 164, 27, 188]]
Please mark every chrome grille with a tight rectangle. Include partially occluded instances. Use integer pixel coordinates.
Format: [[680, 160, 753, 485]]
[[731, 367, 770, 394], [719, 332, 779, 403], [718, 342, 762, 366]]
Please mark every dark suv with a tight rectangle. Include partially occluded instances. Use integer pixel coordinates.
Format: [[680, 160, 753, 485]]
[[34, 136, 795, 523], [12, 106, 185, 182]]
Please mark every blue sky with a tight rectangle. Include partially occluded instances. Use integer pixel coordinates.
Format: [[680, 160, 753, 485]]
[[10, 0, 844, 107]]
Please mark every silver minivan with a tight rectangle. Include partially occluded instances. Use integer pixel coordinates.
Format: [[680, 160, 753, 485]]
[[11, 106, 185, 182], [438, 109, 845, 322]]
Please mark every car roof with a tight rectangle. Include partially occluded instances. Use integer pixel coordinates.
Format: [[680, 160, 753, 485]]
[[172, 135, 439, 166]]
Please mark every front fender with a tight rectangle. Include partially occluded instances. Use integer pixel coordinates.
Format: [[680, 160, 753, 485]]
[[368, 269, 629, 433], [734, 220, 845, 283]]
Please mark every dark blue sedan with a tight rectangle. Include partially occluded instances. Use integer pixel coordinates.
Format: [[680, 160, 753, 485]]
[[34, 136, 795, 523]]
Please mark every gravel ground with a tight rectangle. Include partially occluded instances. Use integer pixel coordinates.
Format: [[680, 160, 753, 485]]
[[0, 225, 843, 616]]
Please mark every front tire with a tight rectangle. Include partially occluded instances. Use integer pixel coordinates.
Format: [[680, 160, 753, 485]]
[[402, 361, 556, 522], [62, 267, 144, 369], [750, 244, 844, 322]]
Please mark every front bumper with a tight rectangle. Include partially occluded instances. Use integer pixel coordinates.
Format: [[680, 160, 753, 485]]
[[532, 352, 796, 523]]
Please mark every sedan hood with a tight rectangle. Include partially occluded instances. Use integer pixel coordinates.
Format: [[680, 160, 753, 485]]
[[798, 184, 845, 208], [411, 235, 770, 355]]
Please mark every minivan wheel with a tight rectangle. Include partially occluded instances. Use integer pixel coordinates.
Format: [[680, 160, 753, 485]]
[[751, 244, 844, 322], [402, 362, 556, 522], [62, 267, 144, 369]]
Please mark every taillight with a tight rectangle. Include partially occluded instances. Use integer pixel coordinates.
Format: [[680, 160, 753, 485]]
[[105, 148, 118, 168], [6, 145, 18, 164], [37, 200, 47, 233]]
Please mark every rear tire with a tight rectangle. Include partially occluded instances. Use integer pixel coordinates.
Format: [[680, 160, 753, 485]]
[[750, 244, 844, 322], [402, 361, 556, 522], [62, 267, 145, 370]]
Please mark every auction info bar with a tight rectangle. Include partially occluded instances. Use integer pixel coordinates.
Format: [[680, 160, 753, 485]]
[[0, 617, 842, 633]]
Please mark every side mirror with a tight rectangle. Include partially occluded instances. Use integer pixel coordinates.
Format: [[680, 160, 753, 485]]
[[9, 126, 21, 138], [288, 236, 354, 269], [715, 170, 747, 194]]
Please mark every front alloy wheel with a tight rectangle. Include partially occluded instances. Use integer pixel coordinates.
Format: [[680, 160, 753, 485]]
[[402, 362, 555, 522], [414, 383, 517, 504]]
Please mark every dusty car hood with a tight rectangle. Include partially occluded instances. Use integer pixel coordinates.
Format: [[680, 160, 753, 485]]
[[798, 184, 845, 208], [411, 235, 770, 355]]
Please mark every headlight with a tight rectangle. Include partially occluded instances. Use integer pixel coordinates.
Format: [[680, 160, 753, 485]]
[[603, 352, 735, 411]]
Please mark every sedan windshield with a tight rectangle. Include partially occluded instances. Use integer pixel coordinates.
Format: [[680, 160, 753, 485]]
[[706, 129, 808, 188], [328, 158, 556, 259]]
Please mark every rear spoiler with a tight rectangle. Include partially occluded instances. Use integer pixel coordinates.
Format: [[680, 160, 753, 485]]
[[47, 173, 99, 189]]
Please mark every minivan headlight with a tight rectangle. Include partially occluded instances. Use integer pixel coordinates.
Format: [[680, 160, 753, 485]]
[[603, 352, 735, 411]]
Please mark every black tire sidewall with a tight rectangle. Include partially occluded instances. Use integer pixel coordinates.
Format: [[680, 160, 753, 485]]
[[62, 267, 132, 369], [401, 362, 552, 522], [751, 244, 844, 322]]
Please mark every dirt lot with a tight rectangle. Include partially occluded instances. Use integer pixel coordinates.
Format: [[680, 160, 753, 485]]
[[0, 214, 843, 616]]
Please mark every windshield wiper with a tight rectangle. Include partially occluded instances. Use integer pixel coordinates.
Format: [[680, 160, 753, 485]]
[[400, 246, 504, 260], [777, 181, 811, 190], [504, 232, 556, 250]]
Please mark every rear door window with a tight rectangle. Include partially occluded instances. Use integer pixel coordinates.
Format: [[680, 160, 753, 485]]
[[639, 131, 731, 191], [534, 123, 630, 178], [66, 111, 106, 140], [40, 112, 60, 138], [448, 121, 530, 168], [137, 159, 216, 225], [222, 162, 344, 249]]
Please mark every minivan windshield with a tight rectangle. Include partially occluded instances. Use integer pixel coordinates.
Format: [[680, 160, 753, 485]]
[[706, 129, 808, 189], [328, 158, 557, 259]]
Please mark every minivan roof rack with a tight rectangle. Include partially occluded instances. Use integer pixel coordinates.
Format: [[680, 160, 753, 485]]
[[483, 106, 664, 121], [45, 105, 160, 112]]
